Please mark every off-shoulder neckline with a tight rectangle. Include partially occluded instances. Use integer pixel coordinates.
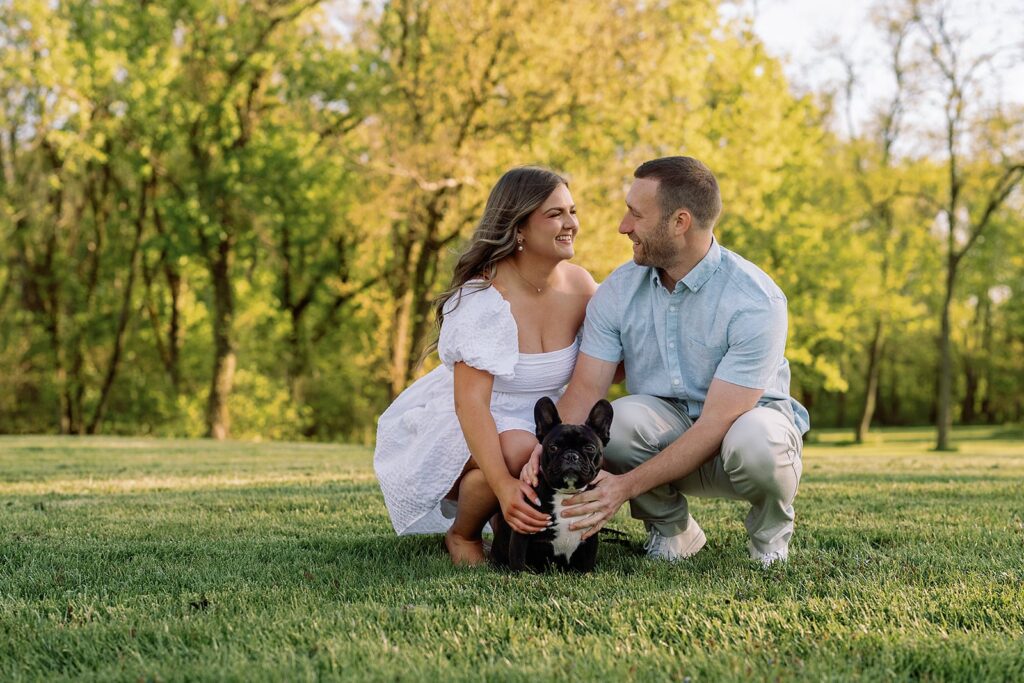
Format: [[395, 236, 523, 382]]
[[460, 280, 579, 357]]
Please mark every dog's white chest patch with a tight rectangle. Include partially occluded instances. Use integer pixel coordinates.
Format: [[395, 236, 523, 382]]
[[550, 492, 586, 560]]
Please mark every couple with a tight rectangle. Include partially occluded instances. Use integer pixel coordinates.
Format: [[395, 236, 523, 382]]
[[374, 157, 809, 568]]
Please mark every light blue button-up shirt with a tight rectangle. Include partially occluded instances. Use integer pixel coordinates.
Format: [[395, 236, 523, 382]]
[[581, 238, 810, 434]]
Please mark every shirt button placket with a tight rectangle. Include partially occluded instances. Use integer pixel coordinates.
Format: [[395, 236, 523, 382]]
[[667, 295, 681, 396]]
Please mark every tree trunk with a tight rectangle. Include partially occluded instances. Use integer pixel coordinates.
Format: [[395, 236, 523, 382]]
[[981, 394, 996, 424], [386, 191, 459, 397], [404, 242, 442, 383], [980, 295, 996, 424], [890, 360, 901, 425], [69, 350, 85, 435], [205, 237, 236, 440], [961, 360, 978, 425], [390, 287, 414, 399], [855, 320, 883, 443], [38, 149, 73, 434], [166, 271, 183, 392], [277, 220, 317, 407], [88, 184, 147, 434], [153, 203, 183, 393], [877, 351, 900, 426], [390, 246, 444, 394], [286, 306, 310, 404], [48, 314, 71, 435], [935, 263, 956, 450], [41, 227, 72, 434]]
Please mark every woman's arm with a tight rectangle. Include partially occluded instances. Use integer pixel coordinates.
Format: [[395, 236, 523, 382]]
[[453, 362, 549, 534]]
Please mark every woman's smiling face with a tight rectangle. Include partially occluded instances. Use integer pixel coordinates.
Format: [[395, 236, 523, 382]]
[[518, 183, 579, 259]]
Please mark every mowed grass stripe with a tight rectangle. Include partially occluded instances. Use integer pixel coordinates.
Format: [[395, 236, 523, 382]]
[[1, 473, 378, 495], [1, 429, 1023, 681]]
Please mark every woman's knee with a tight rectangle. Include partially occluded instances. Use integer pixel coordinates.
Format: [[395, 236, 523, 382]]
[[504, 449, 531, 476], [499, 430, 537, 476]]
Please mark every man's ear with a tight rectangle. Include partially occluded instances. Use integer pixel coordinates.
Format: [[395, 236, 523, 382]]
[[674, 208, 693, 236], [534, 397, 561, 442], [585, 399, 614, 446]]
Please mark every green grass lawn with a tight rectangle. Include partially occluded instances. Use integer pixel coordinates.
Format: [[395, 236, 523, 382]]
[[2, 427, 1023, 682]]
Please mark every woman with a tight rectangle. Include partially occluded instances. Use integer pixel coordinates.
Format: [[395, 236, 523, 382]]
[[374, 167, 597, 565]]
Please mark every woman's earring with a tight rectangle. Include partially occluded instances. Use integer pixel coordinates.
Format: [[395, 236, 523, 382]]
[[517, 236, 524, 252]]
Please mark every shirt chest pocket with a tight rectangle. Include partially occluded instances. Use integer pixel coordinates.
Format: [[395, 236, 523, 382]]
[[681, 336, 725, 388]]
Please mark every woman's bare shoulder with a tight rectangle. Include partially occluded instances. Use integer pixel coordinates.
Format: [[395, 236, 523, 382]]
[[560, 262, 598, 296]]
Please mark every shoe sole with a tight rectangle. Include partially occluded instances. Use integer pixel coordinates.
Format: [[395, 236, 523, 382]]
[[748, 541, 789, 566]]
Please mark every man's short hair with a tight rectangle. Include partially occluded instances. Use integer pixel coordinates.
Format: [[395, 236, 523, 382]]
[[634, 157, 722, 230]]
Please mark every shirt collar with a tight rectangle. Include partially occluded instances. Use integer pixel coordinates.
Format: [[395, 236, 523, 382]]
[[681, 237, 721, 292], [647, 237, 722, 294]]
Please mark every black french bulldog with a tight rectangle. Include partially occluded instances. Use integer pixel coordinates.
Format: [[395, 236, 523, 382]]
[[490, 396, 613, 573]]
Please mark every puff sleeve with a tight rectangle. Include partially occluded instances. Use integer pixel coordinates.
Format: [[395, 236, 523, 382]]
[[438, 284, 518, 379]]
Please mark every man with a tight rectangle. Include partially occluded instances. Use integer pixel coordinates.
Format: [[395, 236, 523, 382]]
[[526, 156, 809, 566]]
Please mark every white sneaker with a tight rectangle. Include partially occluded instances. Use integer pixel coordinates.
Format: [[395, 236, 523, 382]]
[[749, 543, 788, 567], [643, 516, 706, 562]]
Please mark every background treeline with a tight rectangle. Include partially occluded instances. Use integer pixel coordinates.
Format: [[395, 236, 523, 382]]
[[1, 0, 1022, 447]]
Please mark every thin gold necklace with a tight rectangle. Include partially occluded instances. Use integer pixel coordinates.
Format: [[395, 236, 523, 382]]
[[508, 260, 546, 293]]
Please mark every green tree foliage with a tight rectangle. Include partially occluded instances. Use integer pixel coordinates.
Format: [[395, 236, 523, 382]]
[[0, 0, 1021, 442], [904, 0, 1024, 449], [1, 0, 151, 434], [832, 7, 941, 442], [360, 0, 729, 398]]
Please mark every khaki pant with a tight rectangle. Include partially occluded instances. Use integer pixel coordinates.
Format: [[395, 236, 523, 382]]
[[603, 395, 803, 555]]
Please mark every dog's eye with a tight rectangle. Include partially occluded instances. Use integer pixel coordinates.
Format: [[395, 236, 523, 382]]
[[583, 444, 597, 454], [548, 445, 559, 453]]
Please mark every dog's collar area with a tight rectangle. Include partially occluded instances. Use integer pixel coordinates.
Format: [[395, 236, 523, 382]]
[[552, 484, 591, 495]]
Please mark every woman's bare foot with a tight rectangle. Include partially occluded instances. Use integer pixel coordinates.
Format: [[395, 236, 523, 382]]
[[445, 529, 487, 566]]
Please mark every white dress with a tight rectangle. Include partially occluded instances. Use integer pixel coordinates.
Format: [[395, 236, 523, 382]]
[[374, 282, 580, 535]]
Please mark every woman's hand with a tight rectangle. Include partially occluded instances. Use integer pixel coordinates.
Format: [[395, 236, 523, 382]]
[[519, 443, 542, 487], [496, 476, 549, 535]]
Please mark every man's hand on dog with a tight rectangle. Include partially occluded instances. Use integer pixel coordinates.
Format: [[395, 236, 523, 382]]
[[496, 476, 549, 535], [522, 443, 627, 541], [561, 470, 629, 540]]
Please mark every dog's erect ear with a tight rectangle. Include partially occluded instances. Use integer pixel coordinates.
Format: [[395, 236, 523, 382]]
[[585, 399, 614, 446], [534, 397, 562, 442]]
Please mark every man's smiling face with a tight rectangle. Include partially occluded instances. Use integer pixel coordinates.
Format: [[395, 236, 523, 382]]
[[619, 178, 678, 269]]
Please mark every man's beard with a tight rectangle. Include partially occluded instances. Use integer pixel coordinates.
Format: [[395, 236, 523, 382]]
[[632, 216, 678, 268]]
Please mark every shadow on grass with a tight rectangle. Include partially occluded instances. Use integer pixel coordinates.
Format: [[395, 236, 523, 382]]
[[324, 533, 648, 580], [987, 426, 1024, 441]]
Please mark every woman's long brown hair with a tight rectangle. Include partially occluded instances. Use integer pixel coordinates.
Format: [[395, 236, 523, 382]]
[[426, 166, 567, 353]]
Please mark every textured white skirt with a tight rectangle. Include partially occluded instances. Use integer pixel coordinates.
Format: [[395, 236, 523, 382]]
[[374, 342, 578, 535]]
